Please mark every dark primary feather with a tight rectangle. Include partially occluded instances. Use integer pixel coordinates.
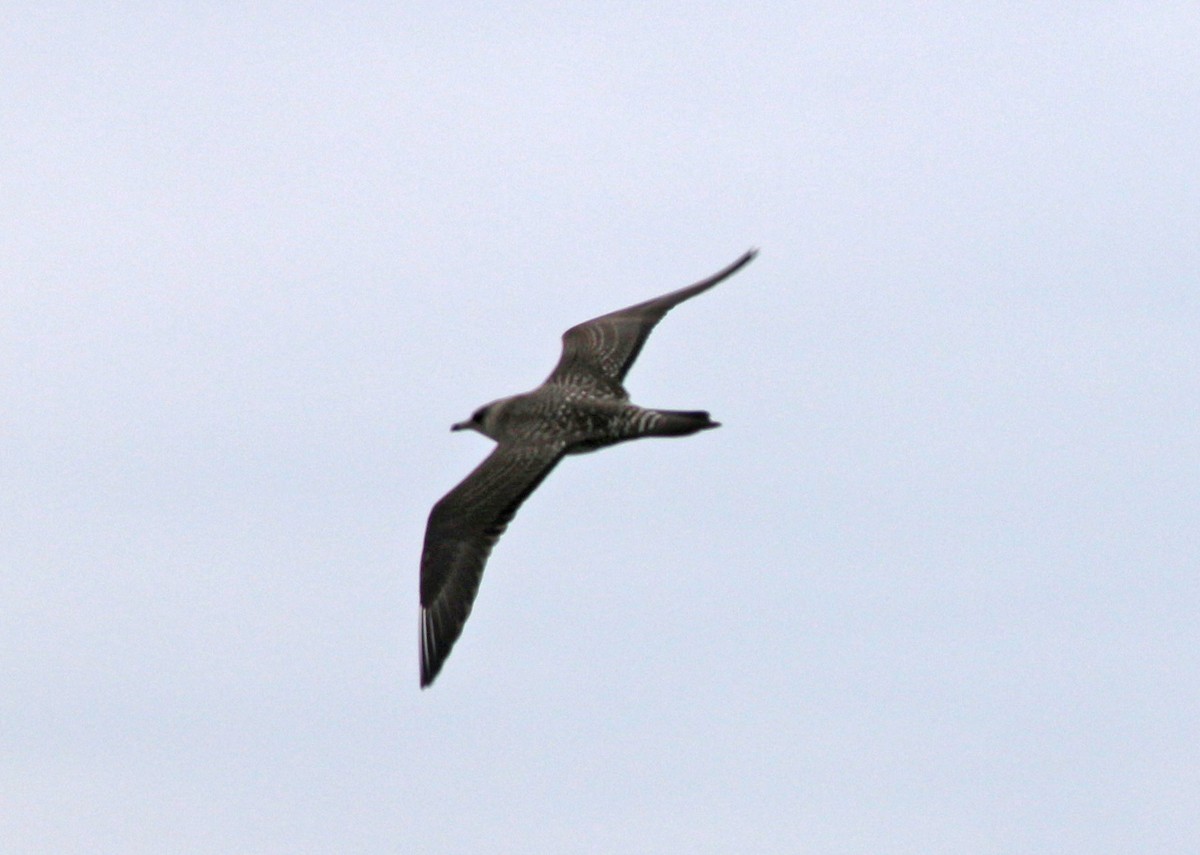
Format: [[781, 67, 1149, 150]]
[[419, 442, 565, 687], [546, 248, 758, 396]]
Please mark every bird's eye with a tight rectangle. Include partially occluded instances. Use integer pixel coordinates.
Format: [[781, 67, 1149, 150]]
[[473, 407, 487, 423]]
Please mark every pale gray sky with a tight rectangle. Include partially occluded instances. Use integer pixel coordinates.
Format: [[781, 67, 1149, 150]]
[[4, 4, 1198, 853]]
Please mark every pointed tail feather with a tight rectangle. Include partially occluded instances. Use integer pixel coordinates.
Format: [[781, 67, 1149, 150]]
[[651, 409, 720, 436]]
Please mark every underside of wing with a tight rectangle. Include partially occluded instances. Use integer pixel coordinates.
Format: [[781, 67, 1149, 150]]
[[419, 442, 565, 687], [546, 249, 757, 394]]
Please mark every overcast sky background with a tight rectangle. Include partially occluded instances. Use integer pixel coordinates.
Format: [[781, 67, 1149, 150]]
[[4, 4, 1198, 853]]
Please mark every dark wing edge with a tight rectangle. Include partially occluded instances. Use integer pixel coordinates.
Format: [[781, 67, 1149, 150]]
[[419, 442, 565, 688], [546, 248, 758, 391]]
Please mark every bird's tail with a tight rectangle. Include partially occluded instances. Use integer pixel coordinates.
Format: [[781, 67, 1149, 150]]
[[649, 409, 721, 436]]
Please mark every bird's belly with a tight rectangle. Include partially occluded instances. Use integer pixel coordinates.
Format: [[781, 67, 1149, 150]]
[[564, 436, 623, 455]]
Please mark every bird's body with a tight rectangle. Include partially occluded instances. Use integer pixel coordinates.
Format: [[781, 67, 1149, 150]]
[[466, 388, 716, 453], [419, 249, 757, 687]]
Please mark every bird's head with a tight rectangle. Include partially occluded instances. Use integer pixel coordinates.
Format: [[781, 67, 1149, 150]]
[[451, 400, 501, 439]]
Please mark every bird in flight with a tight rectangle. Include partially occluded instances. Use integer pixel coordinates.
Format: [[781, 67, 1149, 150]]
[[419, 249, 758, 687]]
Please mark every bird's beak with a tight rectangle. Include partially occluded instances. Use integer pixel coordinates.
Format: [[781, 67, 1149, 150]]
[[450, 421, 468, 432]]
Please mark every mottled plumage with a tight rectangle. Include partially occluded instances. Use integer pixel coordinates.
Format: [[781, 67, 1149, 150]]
[[419, 249, 757, 687]]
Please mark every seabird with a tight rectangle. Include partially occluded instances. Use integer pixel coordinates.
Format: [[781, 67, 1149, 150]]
[[419, 249, 758, 687]]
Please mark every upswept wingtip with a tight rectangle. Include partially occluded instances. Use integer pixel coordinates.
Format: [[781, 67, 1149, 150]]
[[722, 247, 759, 277]]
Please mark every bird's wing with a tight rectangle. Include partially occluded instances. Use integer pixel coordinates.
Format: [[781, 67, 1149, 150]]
[[546, 249, 757, 397], [419, 441, 566, 687]]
